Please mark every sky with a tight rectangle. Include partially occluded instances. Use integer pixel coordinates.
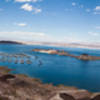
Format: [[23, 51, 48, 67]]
[[0, 0, 100, 43]]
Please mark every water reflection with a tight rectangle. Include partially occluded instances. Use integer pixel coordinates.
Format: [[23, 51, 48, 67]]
[[0, 52, 44, 67], [0, 52, 33, 65]]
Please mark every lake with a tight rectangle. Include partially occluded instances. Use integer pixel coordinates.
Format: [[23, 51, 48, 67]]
[[0, 44, 100, 92]]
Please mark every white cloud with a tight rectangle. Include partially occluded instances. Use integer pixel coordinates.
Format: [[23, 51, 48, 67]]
[[32, 7, 42, 14], [95, 6, 100, 11], [72, 2, 76, 6], [15, 0, 38, 3], [15, 23, 27, 27], [94, 6, 100, 14], [21, 3, 33, 11], [96, 26, 100, 29], [0, 31, 62, 42], [21, 3, 42, 14], [18, 23, 27, 27], [0, 31, 46, 41], [88, 32, 99, 36]]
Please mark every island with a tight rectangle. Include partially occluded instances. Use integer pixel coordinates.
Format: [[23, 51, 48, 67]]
[[0, 66, 99, 100], [32, 49, 100, 60]]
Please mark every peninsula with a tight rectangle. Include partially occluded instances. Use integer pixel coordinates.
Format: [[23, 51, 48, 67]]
[[32, 49, 100, 60]]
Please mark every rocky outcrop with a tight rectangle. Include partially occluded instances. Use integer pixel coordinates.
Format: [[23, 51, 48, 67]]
[[78, 54, 90, 60], [33, 49, 59, 54], [0, 66, 99, 100], [60, 93, 76, 100], [32, 49, 100, 61], [78, 54, 100, 60], [49, 90, 91, 100], [91, 93, 100, 100]]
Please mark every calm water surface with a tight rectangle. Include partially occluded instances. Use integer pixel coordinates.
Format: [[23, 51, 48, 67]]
[[0, 44, 100, 92]]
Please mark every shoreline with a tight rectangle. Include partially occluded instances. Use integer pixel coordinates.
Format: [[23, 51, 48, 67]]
[[0, 66, 99, 100], [0, 40, 100, 50]]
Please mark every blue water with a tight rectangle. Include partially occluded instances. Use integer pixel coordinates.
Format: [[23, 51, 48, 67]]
[[0, 44, 100, 92]]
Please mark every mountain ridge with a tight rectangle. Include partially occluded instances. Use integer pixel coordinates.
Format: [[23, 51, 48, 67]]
[[0, 40, 100, 49]]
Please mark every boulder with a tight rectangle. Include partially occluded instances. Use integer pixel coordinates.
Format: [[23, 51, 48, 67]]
[[0, 95, 10, 100], [0, 74, 16, 82], [58, 90, 91, 100], [60, 93, 76, 100], [79, 54, 90, 60], [91, 93, 100, 100]]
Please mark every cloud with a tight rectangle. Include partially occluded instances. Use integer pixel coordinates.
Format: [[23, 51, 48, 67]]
[[15, 0, 38, 3], [6, 0, 42, 14], [0, 31, 60, 42], [72, 2, 76, 6], [95, 6, 100, 11], [0, 31, 46, 41], [88, 32, 99, 36], [21, 3, 33, 11], [18, 23, 27, 27], [62, 37, 83, 43], [94, 6, 100, 14], [21, 3, 42, 14], [96, 26, 100, 29], [32, 7, 42, 14], [14, 23, 27, 27]]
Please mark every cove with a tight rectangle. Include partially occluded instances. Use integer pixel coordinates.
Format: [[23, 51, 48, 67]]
[[0, 44, 100, 92]]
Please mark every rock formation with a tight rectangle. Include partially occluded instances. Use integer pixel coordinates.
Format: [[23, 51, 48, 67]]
[[0, 66, 99, 100], [91, 93, 100, 100]]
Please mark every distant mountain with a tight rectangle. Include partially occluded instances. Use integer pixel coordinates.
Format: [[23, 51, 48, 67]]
[[23, 41, 100, 49], [0, 40, 100, 49], [0, 41, 23, 44], [22, 41, 100, 49]]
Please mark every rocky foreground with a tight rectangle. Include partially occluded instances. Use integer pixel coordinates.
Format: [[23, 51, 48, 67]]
[[0, 66, 99, 100]]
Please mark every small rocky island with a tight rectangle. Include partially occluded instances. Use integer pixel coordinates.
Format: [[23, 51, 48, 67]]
[[32, 49, 100, 60], [0, 66, 100, 100]]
